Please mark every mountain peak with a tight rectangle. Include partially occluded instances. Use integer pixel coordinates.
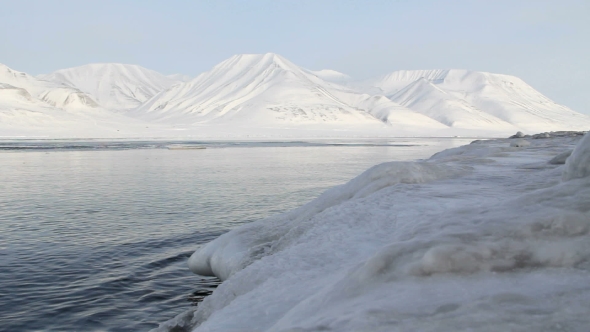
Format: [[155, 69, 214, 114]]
[[133, 53, 395, 127], [0, 63, 32, 81], [3, 55, 590, 137], [228, 52, 285, 62], [215, 53, 297, 73]]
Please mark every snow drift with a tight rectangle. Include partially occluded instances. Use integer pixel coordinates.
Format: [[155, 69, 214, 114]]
[[155, 132, 590, 332]]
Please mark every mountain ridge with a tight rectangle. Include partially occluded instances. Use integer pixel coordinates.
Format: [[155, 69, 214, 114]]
[[133, 53, 391, 127], [39, 63, 182, 110], [356, 68, 590, 131], [1, 55, 589, 138], [0, 63, 99, 110]]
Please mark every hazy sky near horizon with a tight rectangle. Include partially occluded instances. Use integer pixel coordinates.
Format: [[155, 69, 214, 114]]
[[1, 0, 589, 113]]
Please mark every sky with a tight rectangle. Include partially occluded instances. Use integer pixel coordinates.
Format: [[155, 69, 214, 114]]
[[1, 0, 589, 113]]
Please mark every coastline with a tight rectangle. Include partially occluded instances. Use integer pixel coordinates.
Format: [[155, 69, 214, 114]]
[[158, 131, 590, 332]]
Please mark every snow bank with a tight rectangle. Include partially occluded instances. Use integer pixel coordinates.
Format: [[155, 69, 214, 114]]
[[160, 133, 590, 332], [563, 132, 590, 180], [188, 161, 465, 280]]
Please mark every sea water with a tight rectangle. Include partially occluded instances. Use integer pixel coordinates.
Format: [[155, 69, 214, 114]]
[[0, 138, 472, 331]]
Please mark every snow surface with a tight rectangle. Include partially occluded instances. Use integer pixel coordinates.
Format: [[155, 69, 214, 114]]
[[2, 54, 590, 138], [154, 132, 590, 332]]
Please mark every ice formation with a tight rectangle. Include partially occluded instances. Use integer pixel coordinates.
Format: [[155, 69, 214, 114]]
[[155, 132, 590, 332]]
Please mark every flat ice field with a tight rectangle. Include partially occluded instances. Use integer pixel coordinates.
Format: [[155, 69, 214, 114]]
[[157, 132, 590, 332]]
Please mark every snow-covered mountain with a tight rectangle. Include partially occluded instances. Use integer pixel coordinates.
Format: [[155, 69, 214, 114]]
[[40, 63, 182, 110], [0, 63, 166, 138], [389, 78, 515, 129], [130, 54, 590, 135], [1, 54, 589, 138], [131, 53, 452, 134], [357, 69, 590, 132], [134, 54, 381, 126], [0, 63, 99, 111]]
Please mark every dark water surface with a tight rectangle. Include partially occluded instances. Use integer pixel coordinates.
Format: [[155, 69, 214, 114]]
[[0, 139, 472, 331]]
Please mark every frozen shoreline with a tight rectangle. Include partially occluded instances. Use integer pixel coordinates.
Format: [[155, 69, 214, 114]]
[[157, 131, 590, 332]]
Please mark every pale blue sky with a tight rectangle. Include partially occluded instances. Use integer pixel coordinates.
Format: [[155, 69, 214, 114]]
[[1, 0, 588, 113]]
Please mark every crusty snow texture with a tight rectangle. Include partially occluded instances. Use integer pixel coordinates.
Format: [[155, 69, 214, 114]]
[[155, 133, 590, 332], [563, 132, 590, 180], [2, 53, 590, 138]]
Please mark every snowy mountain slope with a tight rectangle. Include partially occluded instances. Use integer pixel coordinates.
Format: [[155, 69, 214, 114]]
[[0, 88, 130, 138], [328, 91, 449, 130], [0, 91, 166, 138], [0, 83, 36, 105], [133, 55, 589, 135], [357, 69, 590, 132], [2, 55, 589, 138], [0, 63, 99, 111], [389, 78, 515, 129], [456, 71, 589, 130], [133, 53, 386, 126], [132, 53, 451, 134], [0, 83, 58, 130], [40, 63, 182, 110], [0, 102, 161, 138], [0, 63, 166, 138], [353, 69, 452, 96]]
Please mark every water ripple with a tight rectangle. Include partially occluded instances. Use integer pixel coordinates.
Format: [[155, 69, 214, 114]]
[[0, 139, 472, 331]]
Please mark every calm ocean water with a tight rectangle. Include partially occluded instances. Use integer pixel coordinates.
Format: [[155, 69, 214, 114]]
[[0, 138, 472, 332]]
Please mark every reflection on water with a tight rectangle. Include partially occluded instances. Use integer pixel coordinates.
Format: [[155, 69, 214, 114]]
[[0, 138, 472, 331]]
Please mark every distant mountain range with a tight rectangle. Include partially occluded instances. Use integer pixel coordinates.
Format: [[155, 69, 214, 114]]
[[1, 53, 589, 138], [38, 63, 181, 110]]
